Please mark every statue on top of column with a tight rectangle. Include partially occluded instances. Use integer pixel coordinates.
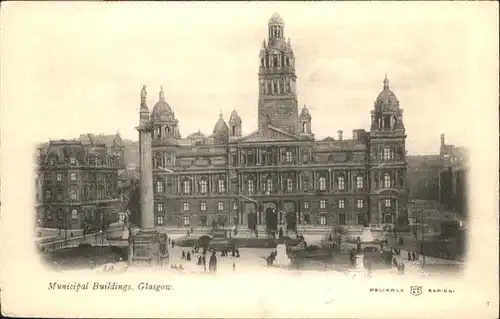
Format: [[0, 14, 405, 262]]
[[141, 86, 147, 105]]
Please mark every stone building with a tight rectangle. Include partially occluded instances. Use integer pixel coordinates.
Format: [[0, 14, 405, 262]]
[[439, 134, 468, 219], [35, 140, 122, 230], [139, 13, 408, 229], [406, 155, 441, 201]]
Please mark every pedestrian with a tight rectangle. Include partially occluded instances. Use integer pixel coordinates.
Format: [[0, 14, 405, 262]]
[[401, 263, 405, 275], [407, 251, 411, 261], [186, 251, 191, 261], [181, 251, 185, 259], [171, 240, 175, 248], [209, 251, 217, 274], [232, 261, 236, 271]]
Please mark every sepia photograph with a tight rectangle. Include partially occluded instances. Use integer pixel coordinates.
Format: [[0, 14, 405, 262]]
[[1, 2, 498, 318]]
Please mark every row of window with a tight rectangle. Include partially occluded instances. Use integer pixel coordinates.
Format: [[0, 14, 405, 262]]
[[154, 174, 385, 195], [154, 213, 396, 227], [44, 172, 115, 183], [46, 155, 121, 167], [155, 198, 394, 213], [44, 188, 78, 201], [41, 208, 79, 221], [157, 201, 239, 213]]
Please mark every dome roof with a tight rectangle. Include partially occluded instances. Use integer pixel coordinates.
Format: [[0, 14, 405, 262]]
[[151, 87, 174, 121], [375, 75, 399, 107], [213, 111, 229, 137], [269, 12, 284, 25], [299, 105, 311, 120], [229, 109, 241, 123], [113, 132, 123, 146]]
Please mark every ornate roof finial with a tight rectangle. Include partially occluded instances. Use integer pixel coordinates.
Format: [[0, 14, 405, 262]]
[[159, 86, 165, 101], [219, 110, 223, 118], [383, 73, 389, 89], [262, 39, 266, 48]]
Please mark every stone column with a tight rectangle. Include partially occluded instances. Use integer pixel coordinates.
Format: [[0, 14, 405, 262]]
[[137, 124, 154, 230]]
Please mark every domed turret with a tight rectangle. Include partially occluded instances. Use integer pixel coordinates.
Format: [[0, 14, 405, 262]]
[[213, 111, 229, 137], [229, 110, 242, 137], [269, 12, 285, 26], [151, 87, 174, 122], [113, 132, 123, 147], [375, 75, 399, 108], [299, 105, 311, 120]]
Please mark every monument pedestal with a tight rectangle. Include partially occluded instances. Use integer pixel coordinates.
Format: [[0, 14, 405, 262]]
[[130, 229, 169, 267]]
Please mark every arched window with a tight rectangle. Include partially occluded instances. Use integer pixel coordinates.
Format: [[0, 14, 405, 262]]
[[302, 122, 307, 133], [199, 180, 208, 194], [318, 177, 326, 191], [383, 173, 391, 188]]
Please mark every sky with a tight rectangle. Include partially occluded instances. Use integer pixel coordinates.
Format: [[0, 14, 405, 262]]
[[1, 2, 498, 154]]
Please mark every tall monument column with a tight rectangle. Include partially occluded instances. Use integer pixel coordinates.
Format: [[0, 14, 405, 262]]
[[137, 86, 154, 229], [129, 86, 169, 267]]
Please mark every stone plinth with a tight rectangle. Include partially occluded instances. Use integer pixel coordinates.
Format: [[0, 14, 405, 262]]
[[130, 229, 169, 266]]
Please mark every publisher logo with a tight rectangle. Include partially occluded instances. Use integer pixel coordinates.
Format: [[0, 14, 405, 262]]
[[410, 286, 422, 296]]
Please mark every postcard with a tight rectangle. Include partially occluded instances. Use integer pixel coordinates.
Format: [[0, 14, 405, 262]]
[[0, 1, 498, 318]]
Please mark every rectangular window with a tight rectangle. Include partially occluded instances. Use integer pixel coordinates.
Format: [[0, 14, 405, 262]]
[[156, 182, 164, 193], [217, 180, 225, 193], [285, 151, 293, 162], [383, 147, 392, 161], [47, 210, 52, 221], [338, 213, 346, 225], [233, 202, 238, 211], [357, 199, 364, 208], [320, 200, 326, 209], [200, 180, 207, 194], [70, 173, 77, 181], [59, 210, 64, 220], [157, 216, 164, 225], [384, 214, 393, 223], [338, 199, 345, 209], [70, 189, 78, 200], [385, 199, 391, 208], [200, 216, 207, 227], [266, 179, 273, 193], [56, 173, 63, 182], [383, 174, 391, 188], [183, 180, 191, 194], [218, 202, 224, 211], [286, 178, 293, 192], [248, 180, 254, 194], [183, 216, 190, 227], [200, 202, 207, 211], [71, 209, 78, 219], [320, 215, 327, 225], [157, 203, 164, 212], [338, 176, 345, 190], [356, 176, 363, 189], [183, 202, 190, 212], [319, 177, 326, 191], [70, 157, 77, 165], [44, 173, 52, 181], [303, 201, 309, 209]]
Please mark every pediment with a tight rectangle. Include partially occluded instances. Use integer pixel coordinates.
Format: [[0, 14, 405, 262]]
[[375, 188, 400, 195], [238, 126, 300, 143]]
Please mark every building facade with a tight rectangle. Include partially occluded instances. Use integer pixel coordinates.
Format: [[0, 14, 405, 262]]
[[36, 140, 122, 230], [406, 155, 441, 201], [439, 134, 468, 219], [138, 13, 408, 229]]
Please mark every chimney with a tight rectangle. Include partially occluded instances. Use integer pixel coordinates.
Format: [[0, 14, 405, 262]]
[[440, 134, 445, 146], [352, 130, 358, 140], [337, 130, 343, 141]]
